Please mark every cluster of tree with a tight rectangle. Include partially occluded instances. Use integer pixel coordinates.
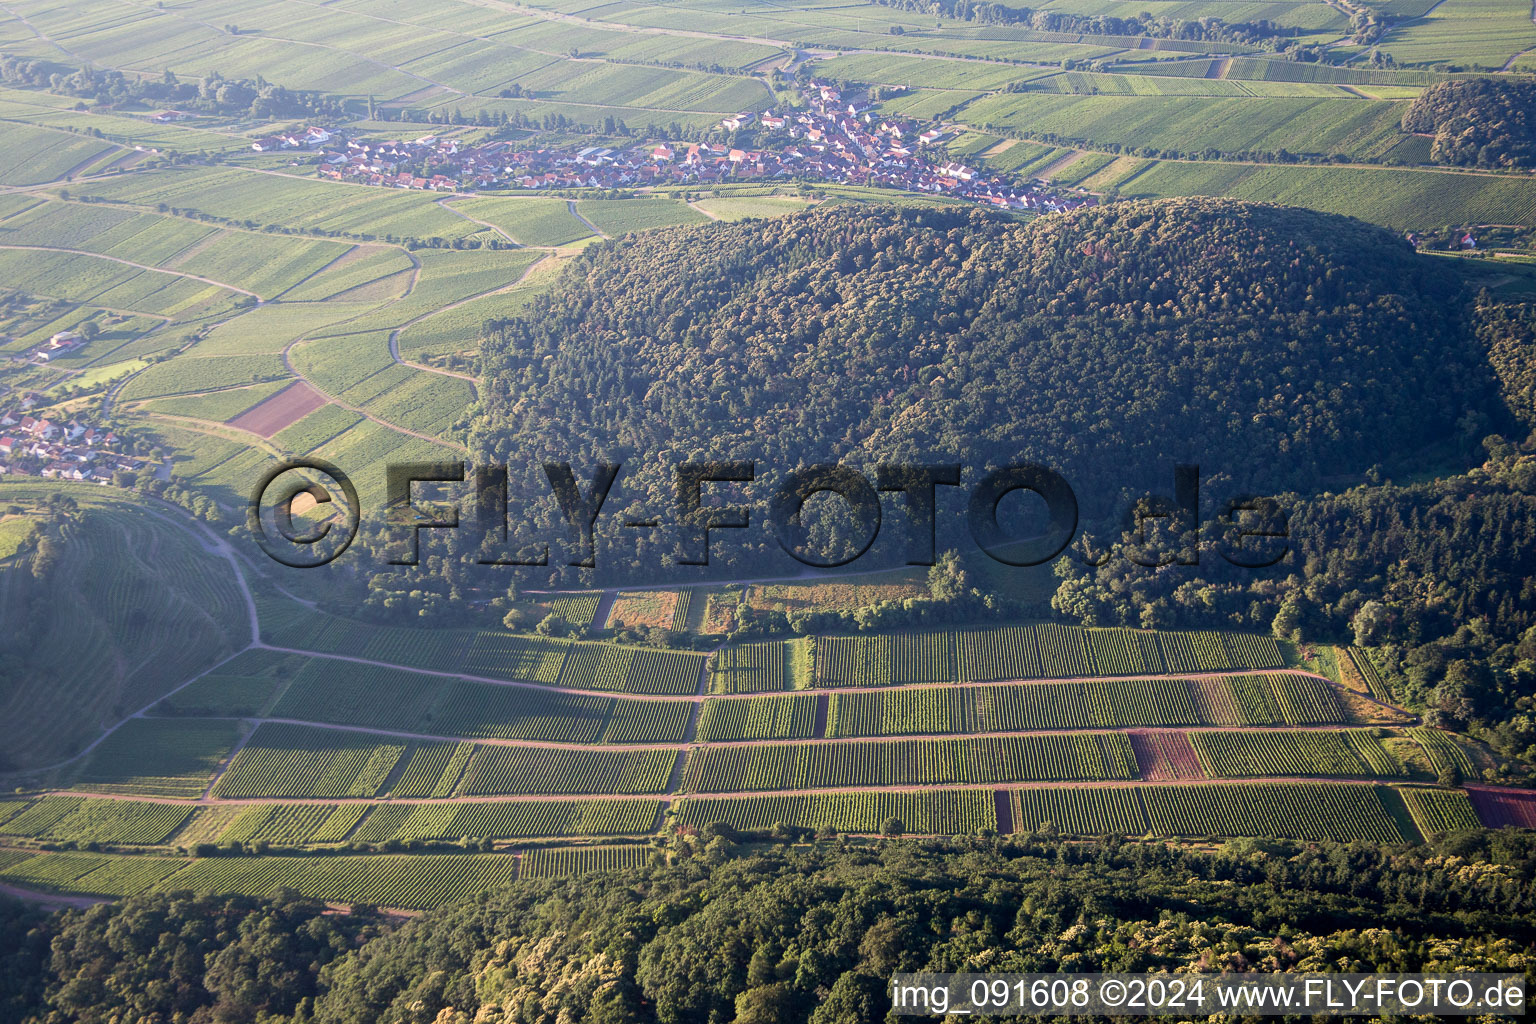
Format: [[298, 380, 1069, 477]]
[[1402, 78, 1536, 169], [467, 200, 1489, 586], [0, 59, 340, 120], [1051, 298, 1536, 760], [0, 891, 386, 1023], [7, 831, 1536, 1022], [870, 0, 1298, 45]]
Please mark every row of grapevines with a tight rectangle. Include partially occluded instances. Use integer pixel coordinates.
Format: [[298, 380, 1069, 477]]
[[349, 799, 662, 842], [1140, 783, 1414, 843], [0, 796, 191, 845], [521, 845, 653, 878], [457, 746, 676, 795], [211, 724, 405, 799], [1188, 730, 1380, 779], [696, 694, 819, 741], [219, 803, 368, 844], [1409, 727, 1477, 778], [680, 733, 1136, 792], [709, 642, 787, 693], [674, 789, 996, 834], [1399, 787, 1480, 835]]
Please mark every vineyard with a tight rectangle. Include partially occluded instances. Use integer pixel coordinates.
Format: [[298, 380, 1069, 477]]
[[0, 796, 192, 845], [456, 746, 676, 795], [1001, 782, 1435, 842], [211, 724, 407, 799], [219, 803, 370, 844], [673, 789, 997, 834], [0, 852, 193, 897], [348, 799, 662, 842], [814, 626, 1285, 686], [391, 742, 475, 798], [1399, 787, 1481, 835], [1465, 787, 1536, 828], [820, 674, 1337, 737], [70, 718, 242, 798], [1188, 729, 1403, 779], [520, 845, 654, 878], [259, 605, 704, 694], [1342, 647, 1392, 702], [1128, 730, 1202, 780], [546, 593, 600, 630], [1140, 783, 1415, 842], [1410, 727, 1478, 779], [1008, 787, 1146, 835], [696, 694, 819, 741], [149, 853, 521, 909], [679, 733, 1136, 792], [709, 642, 788, 693]]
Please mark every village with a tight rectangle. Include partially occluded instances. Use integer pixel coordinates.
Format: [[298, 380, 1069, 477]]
[[0, 392, 155, 484], [291, 82, 1096, 214]]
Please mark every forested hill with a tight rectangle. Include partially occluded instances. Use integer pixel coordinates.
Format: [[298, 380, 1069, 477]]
[[472, 199, 1496, 567], [1402, 79, 1536, 169]]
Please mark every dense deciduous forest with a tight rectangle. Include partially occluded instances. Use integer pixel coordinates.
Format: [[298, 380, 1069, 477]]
[[468, 200, 1495, 581], [1402, 79, 1536, 169], [4, 832, 1535, 1023], [1052, 299, 1536, 760]]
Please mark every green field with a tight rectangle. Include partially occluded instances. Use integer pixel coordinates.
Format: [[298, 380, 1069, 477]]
[[71, 718, 243, 798], [680, 733, 1137, 792]]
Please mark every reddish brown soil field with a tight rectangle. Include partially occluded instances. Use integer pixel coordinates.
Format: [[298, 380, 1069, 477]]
[[228, 381, 328, 437], [1131, 730, 1203, 780], [1466, 786, 1536, 828]]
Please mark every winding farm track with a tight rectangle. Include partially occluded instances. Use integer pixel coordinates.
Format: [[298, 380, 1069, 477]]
[[1500, 0, 1536, 70], [567, 199, 608, 239], [386, 251, 557, 389]]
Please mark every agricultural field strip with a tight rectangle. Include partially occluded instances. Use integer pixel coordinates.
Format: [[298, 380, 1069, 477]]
[[63, 0, 776, 114], [0, 245, 256, 297], [276, 276, 474, 451], [259, 641, 1337, 702], [46, 774, 1431, 808], [97, 713, 1383, 753]]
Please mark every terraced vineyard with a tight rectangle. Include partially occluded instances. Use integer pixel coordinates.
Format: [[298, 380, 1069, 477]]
[[1008, 787, 1147, 835], [1189, 729, 1403, 779], [0, 796, 192, 845], [680, 733, 1136, 792], [260, 606, 705, 694], [457, 746, 676, 796], [150, 853, 521, 910], [709, 642, 788, 693], [212, 724, 407, 799], [1140, 783, 1416, 843], [219, 803, 370, 844], [696, 694, 819, 741], [1410, 727, 1478, 779], [1400, 787, 1481, 835], [821, 674, 1337, 736], [674, 789, 997, 834], [70, 718, 242, 798], [349, 800, 662, 842], [814, 626, 1284, 686], [521, 845, 653, 878]]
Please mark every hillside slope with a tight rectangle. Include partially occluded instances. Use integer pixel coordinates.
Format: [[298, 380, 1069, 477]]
[[0, 497, 249, 769], [471, 199, 1498, 571]]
